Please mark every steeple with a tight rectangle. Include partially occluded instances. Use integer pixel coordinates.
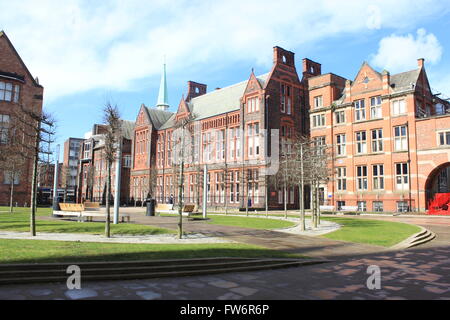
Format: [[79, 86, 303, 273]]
[[156, 62, 169, 111]]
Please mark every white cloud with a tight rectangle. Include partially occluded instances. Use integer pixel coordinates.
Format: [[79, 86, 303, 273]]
[[1, 0, 449, 101], [371, 28, 443, 73]]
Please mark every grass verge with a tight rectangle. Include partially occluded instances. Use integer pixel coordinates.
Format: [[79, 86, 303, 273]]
[[0, 207, 173, 236], [0, 239, 302, 264], [321, 217, 421, 247], [206, 215, 296, 230]]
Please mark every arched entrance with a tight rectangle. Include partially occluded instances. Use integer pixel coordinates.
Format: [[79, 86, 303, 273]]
[[425, 162, 450, 214]]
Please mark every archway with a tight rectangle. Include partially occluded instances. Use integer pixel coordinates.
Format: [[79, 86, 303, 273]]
[[425, 162, 450, 214]]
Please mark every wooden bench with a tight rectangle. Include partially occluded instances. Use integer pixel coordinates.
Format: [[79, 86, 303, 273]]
[[156, 204, 200, 217], [83, 201, 101, 210], [320, 205, 335, 212], [54, 203, 85, 221], [81, 212, 131, 223], [339, 206, 360, 215]]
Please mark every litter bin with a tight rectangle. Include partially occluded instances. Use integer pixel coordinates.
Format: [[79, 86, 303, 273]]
[[146, 198, 155, 216]]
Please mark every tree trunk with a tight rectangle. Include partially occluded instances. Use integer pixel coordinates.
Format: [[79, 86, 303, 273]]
[[299, 144, 305, 231], [284, 184, 287, 219], [105, 163, 111, 238], [9, 178, 14, 214], [265, 177, 269, 218], [30, 121, 40, 236]]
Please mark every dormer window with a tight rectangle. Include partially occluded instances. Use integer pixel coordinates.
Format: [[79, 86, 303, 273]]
[[0, 81, 20, 103]]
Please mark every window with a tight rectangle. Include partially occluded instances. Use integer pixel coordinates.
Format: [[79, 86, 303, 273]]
[[357, 201, 367, 212], [335, 111, 345, 124], [371, 129, 383, 153], [336, 134, 346, 156], [3, 171, 20, 185], [229, 171, 240, 203], [312, 114, 325, 127], [373, 164, 384, 190], [247, 97, 260, 113], [354, 99, 366, 121], [123, 155, 132, 168], [396, 163, 409, 190], [357, 166, 368, 190], [247, 123, 260, 157], [203, 132, 212, 162], [397, 201, 409, 213], [337, 201, 346, 210], [0, 114, 10, 144], [280, 84, 286, 113], [392, 99, 406, 115], [394, 125, 408, 151], [438, 131, 450, 146], [216, 129, 225, 161], [356, 131, 367, 154], [314, 96, 323, 108], [0, 81, 20, 102], [370, 96, 382, 119], [314, 136, 326, 155], [373, 201, 384, 212], [336, 167, 347, 191], [83, 142, 91, 159], [247, 169, 259, 204]]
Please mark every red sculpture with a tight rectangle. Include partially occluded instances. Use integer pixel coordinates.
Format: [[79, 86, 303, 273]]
[[427, 193, 450, 215]]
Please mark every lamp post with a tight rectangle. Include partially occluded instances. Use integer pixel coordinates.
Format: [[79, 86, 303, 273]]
[[52, 144, 60, 211]]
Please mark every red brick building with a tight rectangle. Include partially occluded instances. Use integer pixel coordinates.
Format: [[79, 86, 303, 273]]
[[130, 46, 312, 210], [0, 31, 44, 206], [77, 122, 133, 204], [309, 59, 450, 212]]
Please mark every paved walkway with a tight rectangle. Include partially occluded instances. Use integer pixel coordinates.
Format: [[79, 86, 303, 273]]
[[1, 243, 448, 300]]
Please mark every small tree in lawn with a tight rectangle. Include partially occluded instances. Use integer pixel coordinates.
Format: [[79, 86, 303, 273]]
[[102, 103, 121, 238], [172, 113, 197, 239], [13, 104, 56, 236]]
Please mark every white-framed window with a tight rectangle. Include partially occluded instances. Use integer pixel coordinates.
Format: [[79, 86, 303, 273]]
[[247, 123, 260, 157], [314, 136, 326, 155], [247, 97, 260, 113], [3, 171, 20, 185], [0, 114, 10, 144], [357, 165, 368, 190], [392, 99, 406, 116], [83, 142, 91, 159], [371, 129, 383, 153], [373, 201, 384, 212], [356, 131, 367, 154], [354, 99, 366, 121], [438, 131, 450, 146], [373, 164, 384, 190], [336, 167, 347, 191], [0, 81, 20, 102], [336, 134, 346, 156], [123, 155, 132, 168], [394, 125, 408, 151], [370, 96, 382, 119], [216, 129, 225, 161], [397, 201, 409, 213], [312, 114, 325, 127], [314, 95, 323, 108], [280, 84, 286, 113], [396, 163, 409, 190], [357, 201, 367, 212], [335, 110, 345, 124]]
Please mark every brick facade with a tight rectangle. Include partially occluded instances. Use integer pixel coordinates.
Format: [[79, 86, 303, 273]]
[[309, 59, 450, 213], [0, 31, 43, 206]]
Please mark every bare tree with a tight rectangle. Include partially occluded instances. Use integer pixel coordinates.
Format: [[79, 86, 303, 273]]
[[171, 113, 197, 239], [102, 103, 121, 238], [12, 104, 56, 236]]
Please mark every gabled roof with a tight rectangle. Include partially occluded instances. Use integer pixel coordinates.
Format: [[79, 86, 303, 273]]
[[0, 30, 43, 88], [144, 106, 174, 129], [120, 120, 135, 140], [186, 73, 269, 121], [390, 69, 421, 93]]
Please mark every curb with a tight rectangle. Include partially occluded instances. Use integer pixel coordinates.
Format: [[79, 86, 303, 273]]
[[390, 226, 436, 250]]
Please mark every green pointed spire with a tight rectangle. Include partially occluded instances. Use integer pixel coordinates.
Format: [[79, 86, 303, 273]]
[[157, 62, 169, 110]]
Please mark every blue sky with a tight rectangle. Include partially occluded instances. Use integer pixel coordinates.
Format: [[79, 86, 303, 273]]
[[1, 0, 450, 157]]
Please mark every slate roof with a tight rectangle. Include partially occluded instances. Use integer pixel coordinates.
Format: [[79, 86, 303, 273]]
[[144, 107, 174, 130], [390, 69, 421, 93], [156, 73, 270, 130]]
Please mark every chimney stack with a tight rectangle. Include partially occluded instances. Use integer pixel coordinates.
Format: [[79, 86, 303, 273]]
[[417, 58, 425, 68], [186, 81, 207, 102]]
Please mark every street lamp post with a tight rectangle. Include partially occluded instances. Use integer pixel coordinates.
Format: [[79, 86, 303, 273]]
[[52, 144, 60, 212]]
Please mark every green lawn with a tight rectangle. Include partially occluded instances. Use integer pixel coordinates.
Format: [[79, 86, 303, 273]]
[[206, 215, 296, 230], [322, 217, 421, 247], [0, 239, 301, 264], [0, 207, 173, 236]]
